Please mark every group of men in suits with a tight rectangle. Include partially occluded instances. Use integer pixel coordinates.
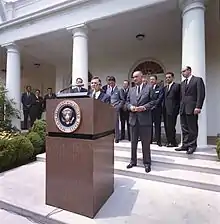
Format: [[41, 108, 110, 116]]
[[21, 86, 56, 129], [91, 66, 205, 173]]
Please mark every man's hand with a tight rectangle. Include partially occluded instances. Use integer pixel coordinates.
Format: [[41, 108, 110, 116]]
[[130, 106, 136, 112], [135, 106, 146, 112], [194, 108, 201, 115]]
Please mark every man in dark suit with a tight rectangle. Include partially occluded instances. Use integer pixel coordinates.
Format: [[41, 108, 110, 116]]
[[43, 87, 56, 111], [120, 80, 130, 141], [149, 75, 164, 146], [107, 76, 124, 143], [71, 77, 87, 93], [89, 76, 110, 103], [102, 76, 110, 93], [163, 72, 180, 147], [21, 85, 36, 129], [175, 66, 205, 154], [126, 71, 155, 173]]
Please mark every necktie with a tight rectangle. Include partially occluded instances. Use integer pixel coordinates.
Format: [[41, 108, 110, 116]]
[[137, 85, 140, 95], [93, 92, 96, 99], [111, 88, 114, 95], [184, 79, 188, 92]]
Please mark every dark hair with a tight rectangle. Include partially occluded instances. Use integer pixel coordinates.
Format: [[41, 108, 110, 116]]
[[150, 75, 157, 80], [186, 66, 192, 71], [76, 77, 83, 83], [35, 89, 40, 93], [108, 76, 116, 82], [26, 85, 31, 89], [165, 72, 174, 77], [124, 79, 130, 85], [47, 87, 52, 90], [91, 76, 102, 84]]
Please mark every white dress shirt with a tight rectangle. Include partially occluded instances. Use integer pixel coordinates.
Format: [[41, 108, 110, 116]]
[[167, 82, 174, 91], [136, 83, 144, 95], [93, 90, 101, 99]]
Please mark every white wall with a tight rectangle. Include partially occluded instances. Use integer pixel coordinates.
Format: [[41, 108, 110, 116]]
[[21, 62, 56, 95]]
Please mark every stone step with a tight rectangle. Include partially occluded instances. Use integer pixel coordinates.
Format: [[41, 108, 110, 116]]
[[37, 152, 220, 192], [116, 141, 218, 161], [37, 150, 220, 176], [114, 161, 220, 192], [114, 150, 220, 175]]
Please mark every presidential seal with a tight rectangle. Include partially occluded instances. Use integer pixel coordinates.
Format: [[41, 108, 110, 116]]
[[54, 100, 81, 133]]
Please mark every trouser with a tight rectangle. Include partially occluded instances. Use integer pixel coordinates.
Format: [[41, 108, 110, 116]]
[[151, 109, 162, 144], [180, 113, 198, 149], [164, 111, 178, 145], [23, 109, 35, 129], [120, 109, 130, 140], [130, 121, 151, 165]]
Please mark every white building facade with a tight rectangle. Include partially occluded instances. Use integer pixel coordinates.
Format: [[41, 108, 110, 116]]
[[0, 0, 219, 146]]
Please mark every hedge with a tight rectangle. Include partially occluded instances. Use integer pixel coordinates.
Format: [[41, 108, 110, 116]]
[[217, 137, 220, 160], [0, 119, 46, 172]]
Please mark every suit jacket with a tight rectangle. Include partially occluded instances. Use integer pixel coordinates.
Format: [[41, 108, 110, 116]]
[[43, 93, 56, 110], [70, 87, 87, 93], [21, 92, 35, 110], [88, 91, 110, 104], [120, 88, 129, 111], [150, 84, 164, 111], [102, 85, 108, 93], [180, 76, 205, 115], [126, 84, 155, 126], [107, 86, 124, 111], [31, 95, 44, 114], [163, 82, 180, 116]]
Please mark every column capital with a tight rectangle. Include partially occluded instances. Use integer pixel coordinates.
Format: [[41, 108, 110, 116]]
[[67, 23, 88, 36], [2, 42, 20, 53], [179, 0, 208, 15]]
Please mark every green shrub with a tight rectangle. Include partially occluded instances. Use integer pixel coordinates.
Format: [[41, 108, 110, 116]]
[[10, 135, 34, 163], [26, 132, 44, 155], [217, 138, 220, 160], [0, 139, 16, 171], [31, 119, 46, 142]]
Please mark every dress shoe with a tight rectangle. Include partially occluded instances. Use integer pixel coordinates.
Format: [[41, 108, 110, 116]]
[[127, 162, 137, 169], [157, 142, 162, 147], [175, 147, 188, 151], [186, 147, 196, 154], [115, 140, 119, 143], [144, 164, 151, 173]]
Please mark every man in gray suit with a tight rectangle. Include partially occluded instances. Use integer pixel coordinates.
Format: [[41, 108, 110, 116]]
[[107, 76, 124, 143], [126, 71, 155, 173]]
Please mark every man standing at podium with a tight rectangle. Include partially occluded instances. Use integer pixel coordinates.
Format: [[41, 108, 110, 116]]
[[89, 76, 110, 103], [126, 71, 155, 173]]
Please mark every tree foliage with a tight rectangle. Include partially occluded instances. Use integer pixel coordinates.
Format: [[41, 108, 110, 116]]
[[0, 81, 20, 131]]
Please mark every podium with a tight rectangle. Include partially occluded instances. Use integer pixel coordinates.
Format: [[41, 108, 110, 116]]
[[45, 95, 115, 218]]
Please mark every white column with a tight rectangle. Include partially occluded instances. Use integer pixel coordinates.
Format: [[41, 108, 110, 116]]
[[67, 24, 88, 89], [180, 0, 207, 146], [3, 43, 21, 129]]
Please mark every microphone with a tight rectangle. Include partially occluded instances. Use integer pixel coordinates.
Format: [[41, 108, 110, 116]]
[[57, 84, 75, 94]]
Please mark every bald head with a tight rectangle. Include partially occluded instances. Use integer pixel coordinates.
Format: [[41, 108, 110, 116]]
[[132, 71, 143, 85]]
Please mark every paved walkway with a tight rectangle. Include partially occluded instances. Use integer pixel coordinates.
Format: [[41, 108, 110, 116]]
[[0, 209, 37, 224], [0, 161, 220, 224]]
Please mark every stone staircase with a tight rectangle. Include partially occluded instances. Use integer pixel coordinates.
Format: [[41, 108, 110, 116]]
[[37, 141, 220, 193]]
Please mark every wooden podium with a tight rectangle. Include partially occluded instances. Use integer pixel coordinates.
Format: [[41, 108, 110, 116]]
[[46, 96, 115, 218]]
